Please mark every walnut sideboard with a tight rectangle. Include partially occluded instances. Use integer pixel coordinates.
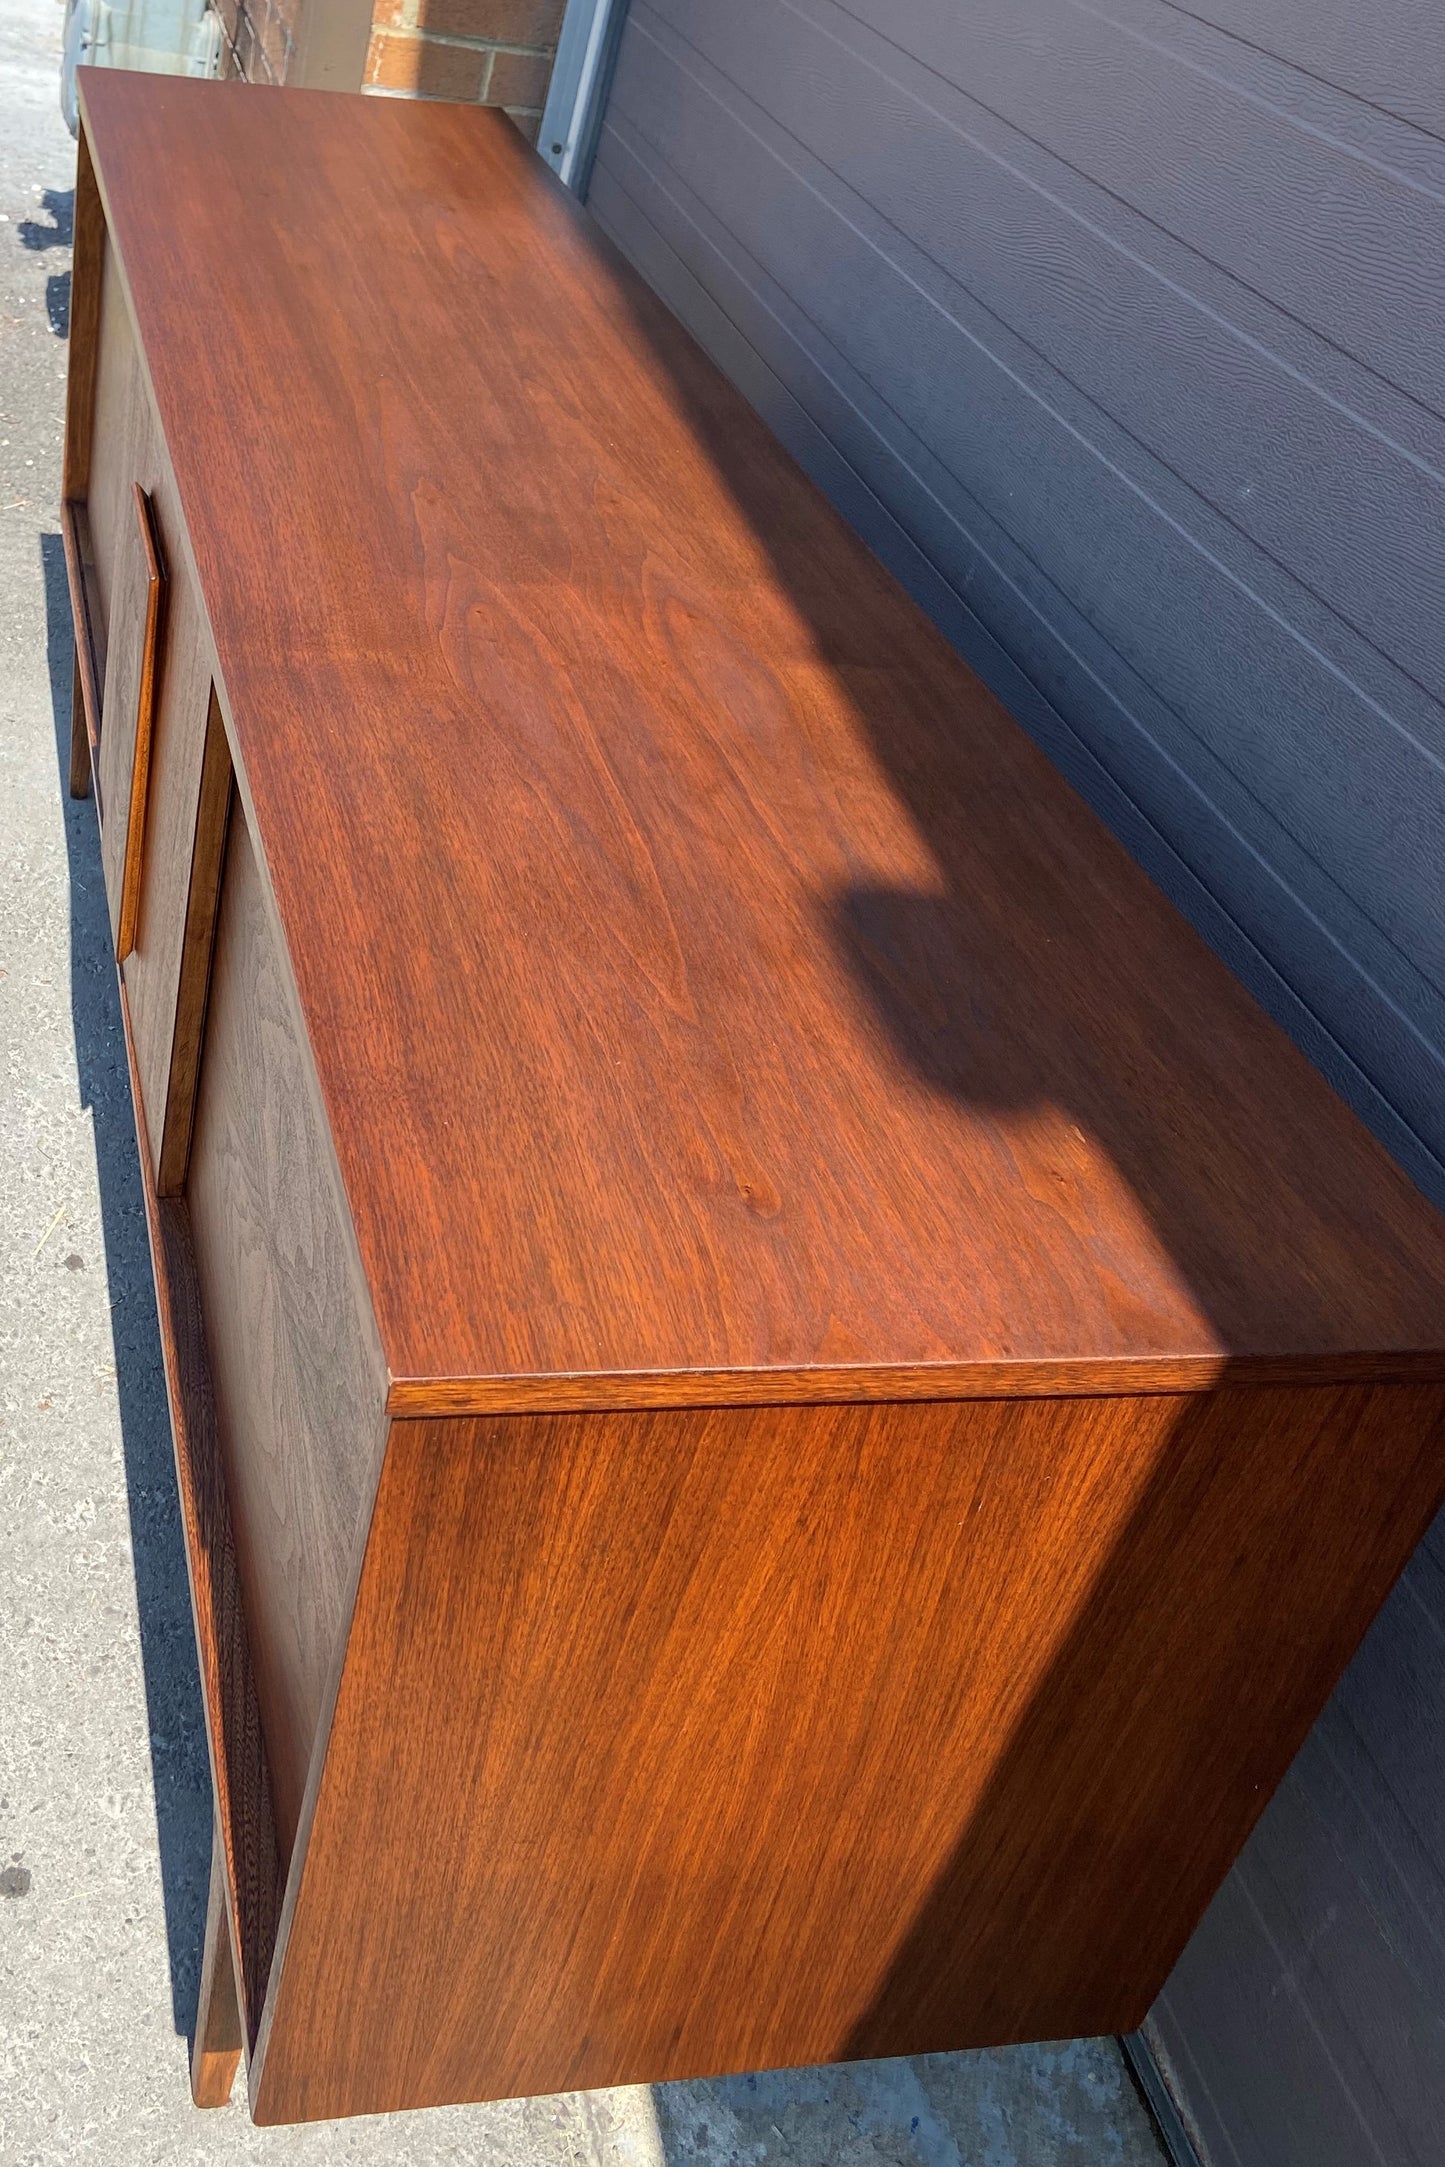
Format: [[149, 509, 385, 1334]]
[[64, 69, 1445, 2126]]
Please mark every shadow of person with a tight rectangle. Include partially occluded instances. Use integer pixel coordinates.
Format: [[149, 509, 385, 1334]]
[[39, 532, 212, 2041]]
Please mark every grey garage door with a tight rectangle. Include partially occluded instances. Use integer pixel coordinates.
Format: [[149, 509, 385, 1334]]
[[584, 5, 1445, 2162]]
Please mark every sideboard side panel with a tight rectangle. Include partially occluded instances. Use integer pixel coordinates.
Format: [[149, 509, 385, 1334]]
[[252, 1380, 1445, 2122], [187, 798, 389, 1867]]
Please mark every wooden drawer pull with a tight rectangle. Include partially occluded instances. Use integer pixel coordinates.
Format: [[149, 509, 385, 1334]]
[[117, 481, 167, 961]]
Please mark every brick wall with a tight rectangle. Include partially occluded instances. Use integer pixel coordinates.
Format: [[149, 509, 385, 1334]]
[[214, 0, 303, 84], [216, 0, 565, 143], [366, 0, 564, 140]]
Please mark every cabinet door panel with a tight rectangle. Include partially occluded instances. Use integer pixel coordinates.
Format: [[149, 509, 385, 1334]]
[[121, 515, 226, 1175], [187, 800, 388, 1865]]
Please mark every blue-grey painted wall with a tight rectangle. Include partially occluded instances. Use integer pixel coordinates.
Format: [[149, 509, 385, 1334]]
[[585, 5, 1445, 2159], [1142, 1511, 1445, 2166]]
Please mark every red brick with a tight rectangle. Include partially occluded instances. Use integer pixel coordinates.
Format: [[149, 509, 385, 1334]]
[[485, 47, 552, 110], [415, 0, 562, 43], [365, 30, 488, 98]]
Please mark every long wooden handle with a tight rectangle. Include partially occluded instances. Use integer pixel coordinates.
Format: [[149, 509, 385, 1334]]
[[117, 482, 166, 961]]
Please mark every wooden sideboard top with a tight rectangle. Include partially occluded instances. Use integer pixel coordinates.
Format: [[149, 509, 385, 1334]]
[[80, 72, 1445, 1412]]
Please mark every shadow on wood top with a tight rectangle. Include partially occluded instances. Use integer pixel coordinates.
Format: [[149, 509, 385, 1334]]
[[78, 71, 1445, 1408]]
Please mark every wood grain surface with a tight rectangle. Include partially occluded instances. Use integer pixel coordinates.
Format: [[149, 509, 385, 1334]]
[[120, 988, 280, 2056], [115, 482, 167, 962], [93, 260, 160, 936], [251, 1380, 1445, 2120], [61, 121, 104, 507], [68, 647, 91, 801], [191, 1832, 242, 2109], [123, 503, 225, 1178], [84, 231, 150, 679], [61, 501, 102, 804], [76, 74, 1445, 1412], [592, 0, 1445, 1198], [78, 227, 226, 1179], [158, 688, 233, 1195], [67, 78, 1445, 2127], [187, 802, 389, 1865], [63, 124, 105, 801]]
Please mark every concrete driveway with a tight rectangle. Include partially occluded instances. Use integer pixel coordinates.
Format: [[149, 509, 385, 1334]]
[[0, 3, 1170, 2159]]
